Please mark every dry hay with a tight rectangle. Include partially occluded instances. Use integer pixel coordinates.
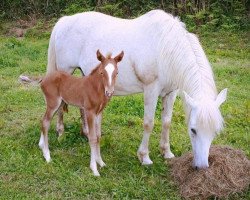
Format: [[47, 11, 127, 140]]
[[169, 145, 250, 199]]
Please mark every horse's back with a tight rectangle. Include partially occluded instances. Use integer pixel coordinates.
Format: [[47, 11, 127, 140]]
[[50, 10, 189, 95], [52, 10, 170, 70]]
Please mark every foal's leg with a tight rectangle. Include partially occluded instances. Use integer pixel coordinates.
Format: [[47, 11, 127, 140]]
[[80, 108, 89, 137], [39, 98, 62, 162], [78, 69, 89, 137], [160, 90, 178, 159], [137, 83, 159, 165], [56, 101, 66, 137], [86, 111, 99, 176], [95, 113, 106, 167]]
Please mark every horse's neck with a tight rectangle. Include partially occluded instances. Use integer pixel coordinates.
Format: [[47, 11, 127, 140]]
[[178, 34, 217, 101], [181, 67, 217, 101]]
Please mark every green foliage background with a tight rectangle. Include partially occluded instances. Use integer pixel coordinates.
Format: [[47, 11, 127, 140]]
[[0, 0, 249, 31]]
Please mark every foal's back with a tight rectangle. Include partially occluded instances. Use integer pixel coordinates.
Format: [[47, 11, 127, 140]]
[[41, 71, 87, 108]]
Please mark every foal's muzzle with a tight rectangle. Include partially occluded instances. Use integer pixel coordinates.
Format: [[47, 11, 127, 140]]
[[105, 91, 113, 98]]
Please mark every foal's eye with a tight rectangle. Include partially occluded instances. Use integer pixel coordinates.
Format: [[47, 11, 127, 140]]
[[191, 128, 197, 135]]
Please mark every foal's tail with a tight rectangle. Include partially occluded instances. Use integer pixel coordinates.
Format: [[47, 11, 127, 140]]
[[18, 75, 43, 85]]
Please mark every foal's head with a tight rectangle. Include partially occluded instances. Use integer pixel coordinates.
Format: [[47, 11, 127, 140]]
[[96, 50, 124, 97]]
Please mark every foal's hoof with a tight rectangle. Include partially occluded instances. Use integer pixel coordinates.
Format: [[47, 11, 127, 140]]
[[92, 170, 100, 176], [43, 153, 51, 163], [56, 130, 64, 138], [98, 161, 106, 168]]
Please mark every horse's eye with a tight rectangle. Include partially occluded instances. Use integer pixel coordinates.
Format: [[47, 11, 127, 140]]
[[191, 128, 197, 135], [100, 72, 103, 75]]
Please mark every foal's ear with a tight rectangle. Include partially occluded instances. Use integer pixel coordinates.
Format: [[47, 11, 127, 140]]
[[97, 49, 105, 62], [114, 51, 124, 63]]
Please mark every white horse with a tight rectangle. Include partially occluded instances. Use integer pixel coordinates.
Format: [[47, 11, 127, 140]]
[[46, 10, 227, 169]]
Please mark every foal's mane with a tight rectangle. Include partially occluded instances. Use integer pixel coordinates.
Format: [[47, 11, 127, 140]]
[[89, 64, 101, 75]]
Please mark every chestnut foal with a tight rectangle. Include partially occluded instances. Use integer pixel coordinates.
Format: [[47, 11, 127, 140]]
[[39, 50, 124, 176]]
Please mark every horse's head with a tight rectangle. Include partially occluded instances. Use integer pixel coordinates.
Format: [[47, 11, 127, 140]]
[[183, 88, 227, 169], [96, 49, 124, 98]]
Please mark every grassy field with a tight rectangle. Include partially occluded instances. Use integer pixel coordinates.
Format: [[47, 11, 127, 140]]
[[0, 30, 249, 199]]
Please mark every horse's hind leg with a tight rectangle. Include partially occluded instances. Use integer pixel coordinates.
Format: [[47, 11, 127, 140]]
[[160, 90, 178, 159], [56, 101, 66, 137], [39, 98, 62, 162], [137, 83, 159, 165]]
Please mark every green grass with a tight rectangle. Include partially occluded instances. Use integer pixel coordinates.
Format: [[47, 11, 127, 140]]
[[0, 31, 249, 199]]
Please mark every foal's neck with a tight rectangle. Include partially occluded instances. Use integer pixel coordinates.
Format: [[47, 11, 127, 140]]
[[86, 66, 106, 98]]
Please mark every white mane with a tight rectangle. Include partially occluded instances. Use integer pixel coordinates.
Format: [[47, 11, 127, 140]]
[[156, 11, 223, 133]]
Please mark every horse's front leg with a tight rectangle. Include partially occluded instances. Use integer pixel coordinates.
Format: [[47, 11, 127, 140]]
[[137, 82, 159, 165], [160, 90, 178, 159], [86, 111, 100, 176], [95, 113, 106, 167]]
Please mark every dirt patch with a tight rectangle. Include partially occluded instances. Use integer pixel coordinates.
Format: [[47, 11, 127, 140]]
[[169, 145, 250, 199], [6, 17, 37, 38]]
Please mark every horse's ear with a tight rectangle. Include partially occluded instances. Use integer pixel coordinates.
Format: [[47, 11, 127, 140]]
[[97, 49, 105, 62], [215, 88, 227, 107], [114, 51, 124, 63], [183, 91, 197, 108]]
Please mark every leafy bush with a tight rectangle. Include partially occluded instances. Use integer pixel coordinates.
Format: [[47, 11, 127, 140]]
[[0, 0, 249, 31]]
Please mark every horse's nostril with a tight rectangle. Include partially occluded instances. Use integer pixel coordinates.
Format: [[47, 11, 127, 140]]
[[195, 166, 198, 170]]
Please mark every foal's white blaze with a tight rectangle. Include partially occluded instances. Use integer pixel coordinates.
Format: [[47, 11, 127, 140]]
[[105, 63, 115, 85]]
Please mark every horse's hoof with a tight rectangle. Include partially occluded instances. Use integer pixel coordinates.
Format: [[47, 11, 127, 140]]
[[137, 151, 153, 165], [142, 159, 153, 165], [164, 152, 175, 159]]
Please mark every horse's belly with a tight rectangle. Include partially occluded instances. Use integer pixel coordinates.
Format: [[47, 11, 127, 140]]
[[114, 74, 143, 96]]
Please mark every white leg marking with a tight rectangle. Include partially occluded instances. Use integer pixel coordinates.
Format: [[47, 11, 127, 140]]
[[95, 114, 106, 168], [90, 143, 100, 176], [39, 133, 44, 149], [39, 133, 51, 162]]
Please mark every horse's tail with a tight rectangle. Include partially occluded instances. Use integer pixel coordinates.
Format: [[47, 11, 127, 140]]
[[19, 75, 43, 85], [46, 27, 57, 75]]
